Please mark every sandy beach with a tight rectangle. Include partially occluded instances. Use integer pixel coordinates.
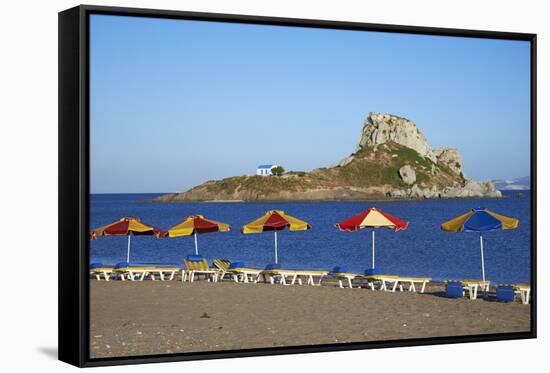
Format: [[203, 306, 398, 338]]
[[90, 279, 530, 358]]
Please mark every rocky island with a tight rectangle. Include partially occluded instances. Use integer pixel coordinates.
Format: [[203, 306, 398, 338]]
[[153, 113, 501, 202]]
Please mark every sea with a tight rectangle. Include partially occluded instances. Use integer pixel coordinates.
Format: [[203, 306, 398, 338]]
[[89, 191, 531, 284]]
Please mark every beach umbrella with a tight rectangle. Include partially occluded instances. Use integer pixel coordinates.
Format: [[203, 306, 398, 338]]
[[89, 217, 163, 264], [441, 208, 519, 282], [165, 215, 231, 255], [241, 210, 311, 264], [336, 207, 408, 269]]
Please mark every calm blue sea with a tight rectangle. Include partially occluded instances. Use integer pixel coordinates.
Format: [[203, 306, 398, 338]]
[[89, 192, 531, 284]]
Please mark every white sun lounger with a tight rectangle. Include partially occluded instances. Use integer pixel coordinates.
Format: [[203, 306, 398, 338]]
[[231, 268, 264, 283], [362, 274, 400, 291], [260, 269, 297, 285], [147, 267, 181, 281], [115, 266, 157, 281], [290, 270, 328, 286], [461, 279, 491, 300], [328, 272, 363, 289], [90, 266, 114, 281], [514, 284, 531, 305], [365, 275, 431, 293], [260, 269, 329, 286]]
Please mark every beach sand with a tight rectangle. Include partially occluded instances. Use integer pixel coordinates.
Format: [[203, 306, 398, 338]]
[[90, 280, 530, 358]]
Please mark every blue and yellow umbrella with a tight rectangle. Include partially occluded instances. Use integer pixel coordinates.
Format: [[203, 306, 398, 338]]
[[441, 208, 519, 281]]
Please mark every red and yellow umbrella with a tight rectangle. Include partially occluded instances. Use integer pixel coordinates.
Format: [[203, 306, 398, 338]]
[[89, 217, 163, 264], [336, 208, 408, 269], [241, 210, 311, 264], [165, 215, 231, 255]]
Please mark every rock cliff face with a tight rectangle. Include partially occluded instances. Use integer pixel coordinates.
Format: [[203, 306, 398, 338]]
[[433, 148, 463, 176], [153, 112, 501, 202], [357, 113, 435, 161]]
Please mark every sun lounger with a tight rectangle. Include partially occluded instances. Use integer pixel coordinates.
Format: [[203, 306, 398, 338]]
[[257, 264, 293, 285], [113, 263, 158, 281], [212, 259, 264, 283], [232, 267, 264, 283], [183, 255, 218, 282], [147, 267, 181, 281], [259, 267, 328, 286], [89, 263, 114, 281], [513, 284, 531, 305], [289, 270, 328, 286], [365, 275, 431, 293], [212, 259, 232, 280], [443, 279, 490, 300], [261, 268, 296, 285], [328, 266, 363, 288], [396, 276, 432, 293], [461, 279, 491, 300]]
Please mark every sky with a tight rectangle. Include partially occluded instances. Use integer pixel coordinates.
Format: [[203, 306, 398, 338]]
[[90, 15, 531, 193]]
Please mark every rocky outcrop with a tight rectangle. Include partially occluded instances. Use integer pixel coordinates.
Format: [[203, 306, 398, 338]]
[[398, 165, 416, 185], [357, 113, 436, 161], [153, 112, 501, 202], [354, 113, 464, 175], [433, 148, 463, 176], [388, 180, 502, 199]]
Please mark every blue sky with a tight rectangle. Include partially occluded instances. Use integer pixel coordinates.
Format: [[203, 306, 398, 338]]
[[90, 15, 531, 193]]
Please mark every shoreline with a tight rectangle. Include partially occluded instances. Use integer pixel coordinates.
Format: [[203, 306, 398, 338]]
[[90, 280, 530, 358], [144, 194, 517, 204]]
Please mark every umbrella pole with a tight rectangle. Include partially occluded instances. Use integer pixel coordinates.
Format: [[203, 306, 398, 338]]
[[274, 231, 278, 264], [372, 229, 376, 269], [194, 232, 199, 255], [126, 234, 131, 264], [480, 234, 486, 282]]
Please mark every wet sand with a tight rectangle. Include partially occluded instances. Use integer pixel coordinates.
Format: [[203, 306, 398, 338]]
[[90, 280, 530, 358]]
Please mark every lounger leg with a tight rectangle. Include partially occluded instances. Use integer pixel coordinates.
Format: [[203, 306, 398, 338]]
[[410, 282, 416, 292], [348, 277, 353, 289], [392, 281, 398, 292], [95, 274, 100, 281], [105, 272, 110, 281], [421, 282, 427, 293], [338, 279, 343, 289]]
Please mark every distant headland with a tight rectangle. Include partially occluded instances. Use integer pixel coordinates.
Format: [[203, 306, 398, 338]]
[[152, 113, 501, 202]]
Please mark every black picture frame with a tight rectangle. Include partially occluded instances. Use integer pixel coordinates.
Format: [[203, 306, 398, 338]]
[[58, 4, 537, 367]]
